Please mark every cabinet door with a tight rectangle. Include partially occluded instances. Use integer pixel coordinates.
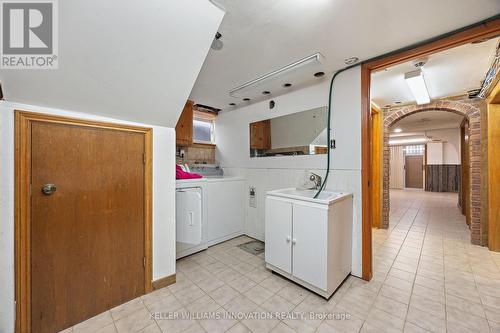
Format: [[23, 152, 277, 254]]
[[250, 120, 271, 149], [292, 204, 328, 290], [175, 100, 193, 145], [265, 197, 292, 274]]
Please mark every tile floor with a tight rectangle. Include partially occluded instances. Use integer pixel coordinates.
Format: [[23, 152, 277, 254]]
[[62, 189, 500, 333]]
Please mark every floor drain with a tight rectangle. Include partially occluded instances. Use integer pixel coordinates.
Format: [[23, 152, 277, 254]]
[[237, 240, 265, 255]]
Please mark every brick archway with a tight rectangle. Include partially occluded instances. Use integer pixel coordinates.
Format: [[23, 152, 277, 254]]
[[382, 100, 482, 245]]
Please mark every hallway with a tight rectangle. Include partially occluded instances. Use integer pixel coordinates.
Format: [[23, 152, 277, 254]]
[[371, 189, 500, 332]]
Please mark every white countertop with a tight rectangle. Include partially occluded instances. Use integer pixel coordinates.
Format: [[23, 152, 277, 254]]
[[176, 176, 245, 187]]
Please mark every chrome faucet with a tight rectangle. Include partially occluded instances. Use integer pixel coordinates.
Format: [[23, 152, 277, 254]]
[[309, 172, 322, 190]]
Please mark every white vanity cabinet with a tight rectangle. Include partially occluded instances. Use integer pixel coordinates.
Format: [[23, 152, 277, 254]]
[[265, 190, 352, 298]]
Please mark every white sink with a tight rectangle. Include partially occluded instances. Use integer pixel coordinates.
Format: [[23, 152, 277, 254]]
[[266, 187, 350, 205]]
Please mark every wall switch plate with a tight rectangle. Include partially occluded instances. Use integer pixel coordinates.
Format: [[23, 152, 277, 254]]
[[249, 186, 256, 208]]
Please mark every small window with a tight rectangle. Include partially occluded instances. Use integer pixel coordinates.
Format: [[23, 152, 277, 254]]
[[193, 119, 215, 144]]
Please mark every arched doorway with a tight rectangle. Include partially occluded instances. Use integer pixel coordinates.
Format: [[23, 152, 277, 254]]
[[381, 100, 484, 245]]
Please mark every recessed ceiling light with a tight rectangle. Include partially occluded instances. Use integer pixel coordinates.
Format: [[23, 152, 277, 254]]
[[394, 128, 402, 133], [243, 98, 250, 101], [283, 83, 292, 88], [344, 57, 359, 65], [394, 101, 402, 104], [262, 91, 271, 95], [314, 71, 325, 77], [229, 103, 236, 106]]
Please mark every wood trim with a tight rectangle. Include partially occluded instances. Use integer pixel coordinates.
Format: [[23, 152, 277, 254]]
[[14, 111, 153, 333], [191, 142, 216, 148], [487, 82, 500, 251], [361, 64, 373, 281], [359, 19, 500, 281], [364, 18, 500, 72], [152, 274, 177, 290], [371, 106, 383, 229]]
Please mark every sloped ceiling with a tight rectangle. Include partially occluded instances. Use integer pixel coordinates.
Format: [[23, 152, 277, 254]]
[[190, 0, 500, 111], [0, 0, 224, 127]]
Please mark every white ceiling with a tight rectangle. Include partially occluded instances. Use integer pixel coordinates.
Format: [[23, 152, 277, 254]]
[[190, 0, 500, 111], [390, 110, 464, 134], [371, 37, 499, 107], [0, 0, 224, 127]]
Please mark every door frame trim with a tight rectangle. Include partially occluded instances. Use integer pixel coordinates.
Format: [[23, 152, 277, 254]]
[[361, 18, 500, 281], [14, 110, 153, 333]]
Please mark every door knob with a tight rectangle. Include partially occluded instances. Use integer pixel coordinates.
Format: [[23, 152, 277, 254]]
[[41, 184, 57, 195], [286, 236, 291, 243]]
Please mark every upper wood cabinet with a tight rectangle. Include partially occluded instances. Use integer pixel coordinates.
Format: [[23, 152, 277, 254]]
[[176, 100, 194, 146], [250, 120, 271, 150]]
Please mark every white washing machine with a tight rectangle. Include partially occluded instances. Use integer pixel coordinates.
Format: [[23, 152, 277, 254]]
[[176, 186, 207, 259]]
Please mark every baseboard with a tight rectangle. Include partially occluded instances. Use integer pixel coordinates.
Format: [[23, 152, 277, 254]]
[[152, 274, 176, 290]]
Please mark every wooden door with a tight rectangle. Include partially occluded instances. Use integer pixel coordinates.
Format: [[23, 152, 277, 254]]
[[405, 155, 423, 189], [30, 122, 146, 333]]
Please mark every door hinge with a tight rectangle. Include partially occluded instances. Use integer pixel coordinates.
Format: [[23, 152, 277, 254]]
[[143, 257, 146, 267], [29, 184, 32, 196], [143, 153, 146, 164]]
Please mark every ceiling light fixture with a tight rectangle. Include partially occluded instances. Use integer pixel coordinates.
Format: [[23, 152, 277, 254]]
[[229, 103, 236, 106], [283, 83, 292, 88], [262, 91, 271, 95], [404, 69, 430, 105], [389, 137, 427, 145], [229, 53, 324, 98], [243, 98, 250, 101], [211, 32, 223, 51], [393, 128, 402, 133], [314, 71, 325, 77]]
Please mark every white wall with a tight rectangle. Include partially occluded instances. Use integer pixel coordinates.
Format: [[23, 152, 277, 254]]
[[0, 101, 176, 333], [426, 128, 461, 164], [215, 67, 363, 277]]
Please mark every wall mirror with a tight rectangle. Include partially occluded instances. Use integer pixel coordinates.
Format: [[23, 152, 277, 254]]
[[249, 106, 327, 157]]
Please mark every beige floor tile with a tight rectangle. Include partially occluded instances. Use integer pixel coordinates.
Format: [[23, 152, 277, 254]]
[[229, 275, 258, 293], [259, 275, 289, 293], [226, 322, 252, 333], [379, 284, 411, 305], [196, 276, 225, 293], [277, 284, 309, 305], [403, 321, 430, 333], [241, 308, 280, 333], [209, 284, 241, 306], [114, 308, 155, 333], [406, 306, 446, 333], [73, 311, 114, 333], [247, 267, 273, 283], [244, 285, 275, 305], [186, 294, 220, 314], [364, 308, 404, 333], [224, 295, 259, 314], [171, 284, 205, 306], [155, 308, 196, 333], [137, 323, 161, 333], [111, 298, 147, 321], [198, 308, 238, 333], [373, 294, 408, 319], [261, 295, 295, 314], [270, 322, 297, 333], [446, 306, 491, 333], [324, 312, 364, 333]]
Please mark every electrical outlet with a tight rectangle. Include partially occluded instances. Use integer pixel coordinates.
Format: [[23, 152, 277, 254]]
[[249, 186, 256, 208]]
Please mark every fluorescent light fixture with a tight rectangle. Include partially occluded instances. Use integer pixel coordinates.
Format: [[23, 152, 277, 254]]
[[229, 53, 324, 98], [404, 69, 430, 105], [393, 128, 402, 133], [389, 137, 427, 145]]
